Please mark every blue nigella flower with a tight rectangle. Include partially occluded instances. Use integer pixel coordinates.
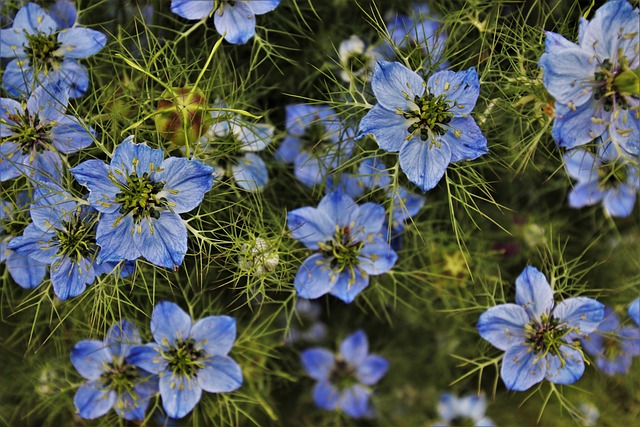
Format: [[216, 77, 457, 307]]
[[7, 185, 134, 300], [301, 329, 388, 419], [630, 297, 640, 326], [580, 307, 640, 376], [477, 266, 605, 391], [0, 194, 46, 289], [538, 0, 639, 155], [170, 0, 281, 45], [70, 136, 215, 269], [276, 104, 355, 187], [357, 61, 488, 192], [71, 319, 159, 420], [287, 190, 398, 303], [284, 299, 328, 345], [0, 2, 106, 97], [127, 301, 243, 419], [563, 141, 639, 217], [199, 105, 275, 192], [0, 84, 94, 182], [433, 392, 494, 427]]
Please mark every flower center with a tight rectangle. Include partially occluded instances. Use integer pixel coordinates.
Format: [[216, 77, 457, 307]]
[[113, 172, 167, 222], [524, 313, 571, 358], [100, 357, 139, 390], [318, 225, 364, 272], [404, 92, 453, 141], [597, 160, 628, 189], [24, 32, 62, 72], [592, 58, 637, 111], [328, 358, 358, 390], [165, 338, 205, 377], [602, 335, 624, 361], [54, 214, 96, 262], [2, 112, 52, 155]]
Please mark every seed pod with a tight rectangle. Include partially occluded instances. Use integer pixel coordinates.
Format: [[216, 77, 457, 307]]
[[154, 87, 209, 147]]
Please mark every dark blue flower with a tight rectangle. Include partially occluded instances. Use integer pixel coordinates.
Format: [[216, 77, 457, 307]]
[[301, 330, 388, 419], [70, 137, 215, 269], [0, 2, 106, 97], [171, 0, 281, 45], [0, 84, 93, 181], [433, 393, 494, 427], [287, 190, 398, 303], [539, 0, 639, 155], [127, 301, 243, 419], [276, 104, 355, 187], [563, 141, 639, 217], [580, 307, 640, 376], [630, 297, 640, 326], [71, 319, 159, 420], [477, 266, 605, 391], [358, 61, 488, 192]]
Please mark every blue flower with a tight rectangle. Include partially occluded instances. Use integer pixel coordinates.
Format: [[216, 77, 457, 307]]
[[287, 190, 398, 303], [127, 301, 243, 419], [477, 266, 605, 391], [563, 141, 639, 217], [276, 104, 355, 187], [199, 105, 275, 192], [284, 299, 328, 345], [630, 297, 640, 326], [71, 319, 159, 420], [338, 35, 389, 83], [358, 61, 488, 192], [171, 0, 281, 45], [7, 186, 132, 300], [70, 137, 215, 269], [0, 84, 94, 181], [301, 330, 388, 419], [0, 195, 46, 289], [538, 0, 640, 155], [0, 2, 106, 97], [580, 307, 640, 376], [433, 393, 494, 427]]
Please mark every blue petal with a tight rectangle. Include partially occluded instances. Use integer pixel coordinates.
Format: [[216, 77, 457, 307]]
[[171, 0, 214, 20], [457, 394, 488, 422], [6, 251, 46, 289], [389, 186, 425, 228], [52, 60, 89, 98], [629, 297, 640, 327], [350, 202, 386, 239], [312, 381, 340, 410], [237, 122, 275, 152], [0, 98, 23, 137], [445, 117, 488, 163], [275, 135, 302, 163], [70, 340, 112, 380], [197, 355, 243, 393], [2, 59, 35, 97], [50, 256, 94, 300], [427, 68, 480, 115], [50, 115, 95, 154], [477, 304, 529, 351], [339, 384, 371, 419], [159, 373, 202, 419], [74, 382, 116, 420], [568, 182, 604, 208], [249, 0, 281, 14], [436, 393, 455, 422], [399, 138, 452, 192], [6, 223, 57, 264], [539, 32, 594, 107], [70, 160, 120, 214], [357, 104, 411, 152], [329, 270, 369, 303], [26, 84, 68, 123], [133, 211, 188, 269], [357, 157, 392, 189], [553, 297, 604, 334], [301, 348, 335, 381], [544, 345, 585, 385], [30, 187, 76, 232], [95, 213, 141, 262], [609, 102, 640, 156], [294, 152, 325, 187], [287, 207, 334, 250], [294, 254, 336, 299], [126, 344, 167, 375], [48, 0, 77, 28], [56, 28, 106, 58], [563, 149, 598, 182], [154, 157, 214, 213], [552, 101, 607, 149], [515, 266, 554, 319], [357, 238, 397, 275], [317, 190, 358, 227], [603, 185, 636, 217], [151, 301, 192, 347], [0, 28, 27, 58], [579, 0, 638, 60], [500, 344, 545, 391], [191, 315, 236, 356], [112, 139, 164, 178], [356, 355, 388, 385], [214, 2, 256, 44], [105, 319, 141, 359], [113, 388, 150, 421], [285, 104, 338, 139], [371, 61, 425, 112], [231, 152, 268, 191], [12, 3, 58, 35], [340, 330, 368, 366]]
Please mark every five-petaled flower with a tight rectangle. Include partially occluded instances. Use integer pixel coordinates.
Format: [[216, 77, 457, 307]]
[[127, 301, 243, 419], [0, 2, 106, 97], [287, 190, 398, 303], [357, 61, 488, 192], [477, 266, 605, 391], [70, 136, 215, 269], [301, 330, 388, 419]]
